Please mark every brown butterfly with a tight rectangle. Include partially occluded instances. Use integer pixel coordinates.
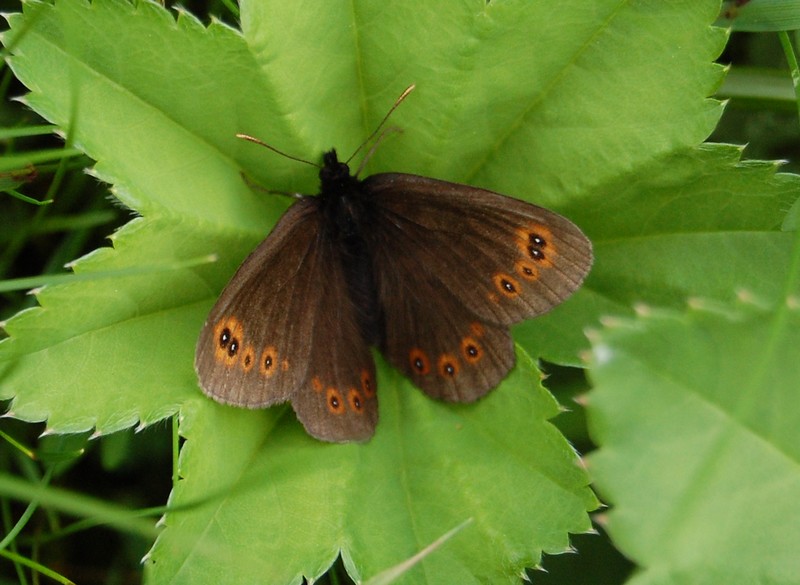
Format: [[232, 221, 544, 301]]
[[195, 88, 592, 443]]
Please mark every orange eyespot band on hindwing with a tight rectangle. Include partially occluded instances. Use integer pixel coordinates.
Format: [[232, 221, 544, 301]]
[[361, 369, 376, 398], [409, 348, 431, 376], [326, 387, 346, 415], [460, 336, 483, 365], [213, 316, 246, 368], [437, 353, 460, 378], [348, 388, 365, 413]]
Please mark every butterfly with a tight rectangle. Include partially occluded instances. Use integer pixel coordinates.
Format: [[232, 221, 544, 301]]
[[195, 88, 593, 443]]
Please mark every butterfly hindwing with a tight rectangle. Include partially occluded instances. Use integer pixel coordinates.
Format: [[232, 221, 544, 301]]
[[374, 272, 515, 402], [195, 198, 378, 442], [362, 172, 592, 401]]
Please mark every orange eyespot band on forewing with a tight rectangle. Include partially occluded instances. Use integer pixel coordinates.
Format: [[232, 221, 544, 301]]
[[515, 223, 555, 268], [241, 344, 256, 372], [492, 273, 520, 298], [260, 346, 278, 377], [214, 316, 246, 367], [515, 260, 539, 281]]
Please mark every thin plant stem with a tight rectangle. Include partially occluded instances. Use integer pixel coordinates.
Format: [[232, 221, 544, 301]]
[[778, 31, 800, 124]]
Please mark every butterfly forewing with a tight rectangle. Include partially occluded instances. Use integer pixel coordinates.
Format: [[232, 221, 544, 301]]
[[361, 173, 592, 402], [195, 198, 378, 442], [365, 173, 592, 323]]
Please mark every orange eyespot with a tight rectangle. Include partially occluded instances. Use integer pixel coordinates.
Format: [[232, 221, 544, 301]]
[[516, 223, 555, 265], [461, 337, 483, 364], [409, 348, 431, 375], [437, 353, 459, 378], [516, 260, 539, 281], [259, 346, 278, 377], [326, 387, 345, 415], [241, 344, 256, 372], [311, 376, 324, 393], [493, 273, 520, 298], [348, 388, 364, 413], [361, 369, 376, 398], [214, 316, 245, 367], [470, 322, 485, 338]]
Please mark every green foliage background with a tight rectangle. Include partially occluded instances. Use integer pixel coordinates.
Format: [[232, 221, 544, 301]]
[[0, 0, 797, 584]]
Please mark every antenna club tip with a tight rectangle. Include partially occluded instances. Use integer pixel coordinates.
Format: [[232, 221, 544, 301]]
[[236, 133, 260, 143]]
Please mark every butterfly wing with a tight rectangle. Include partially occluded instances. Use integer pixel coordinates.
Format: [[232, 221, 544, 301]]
[[362, 173, 592, 402], [195, 198, 378, 442]]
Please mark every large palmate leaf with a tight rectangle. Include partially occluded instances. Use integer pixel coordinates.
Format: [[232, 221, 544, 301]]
[[1, 0, 732, 431], [153, 358, 595, 583], [587, 285, 800, 585], [0, 0, 797, 583]]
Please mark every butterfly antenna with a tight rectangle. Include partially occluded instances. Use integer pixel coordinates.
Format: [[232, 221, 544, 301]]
[[354, 127, 403, 177], [345, 84, 415, 166], [236, 133, 321, 169]]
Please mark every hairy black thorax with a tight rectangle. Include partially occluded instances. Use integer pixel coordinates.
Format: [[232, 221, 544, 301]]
[[317, 149, 384, 346]]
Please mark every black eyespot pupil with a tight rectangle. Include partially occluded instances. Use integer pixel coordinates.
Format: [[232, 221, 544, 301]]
[[264, 356, 272, 369], [524, 267, 533, 275], [528, 233, 547, 261], [330, 396, 339, 408], [228, 339, 239, 356], [468, 346, 478, 356], [502, 279, 515, 292], [354, 396, 361, 408], [529, 246, 545, 260], [219, 328, 231, 348], [414, 358, 424, 370], [445, 364, 455, 375], [244, 355, 251, 366]]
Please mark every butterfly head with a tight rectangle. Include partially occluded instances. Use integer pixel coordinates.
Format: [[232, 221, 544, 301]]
[[319, 150, 359, 196]]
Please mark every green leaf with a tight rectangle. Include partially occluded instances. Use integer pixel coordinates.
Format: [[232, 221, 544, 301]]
[[586, 287, 800, 585], [148, 357, 595, 584], [240, 0, 726, 205], [363, 518, 475, 585], [517, 143, 797, 361], [0, 217, 217, 432], [0, 0, 796, 583], [576, 144, 794, 304]]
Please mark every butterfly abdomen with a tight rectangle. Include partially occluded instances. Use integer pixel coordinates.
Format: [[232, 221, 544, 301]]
[[318, 150, 384, 347]]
